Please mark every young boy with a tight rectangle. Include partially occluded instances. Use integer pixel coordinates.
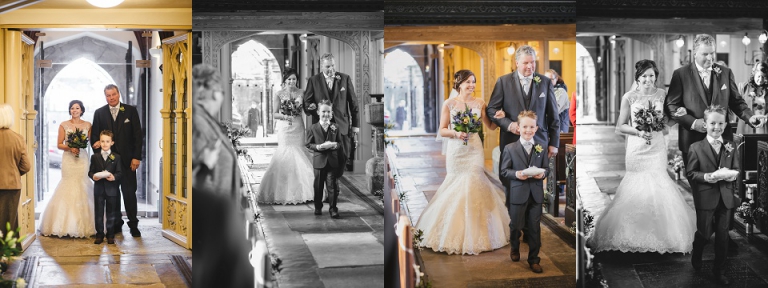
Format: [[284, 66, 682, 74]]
[[686, 105, 739, 285], [306, 100, 345, 219], [499, 110, 548, 273], [88, 130, 123, 244]]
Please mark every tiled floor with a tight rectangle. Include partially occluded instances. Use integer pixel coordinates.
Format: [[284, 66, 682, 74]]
[[578, 124, 768, 287], [245, 146, 384, 288], [390, 137, 577, 288], [3, 220, 191, 287]]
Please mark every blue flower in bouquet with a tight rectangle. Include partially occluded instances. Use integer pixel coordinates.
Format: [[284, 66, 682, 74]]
[[451, 104, 482, 145]]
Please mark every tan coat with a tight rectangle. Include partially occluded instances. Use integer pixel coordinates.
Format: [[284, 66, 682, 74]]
[[0, 129, 31, 189]]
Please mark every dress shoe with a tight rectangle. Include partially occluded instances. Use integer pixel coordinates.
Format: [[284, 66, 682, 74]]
[[314, 209, 322, 215], [530, 263, 543, 273], [130, 228, 141, 237], [94, 238, 104, 244], [713, 272, 730, 285], [691, 248, 703, 271], [107, 238, 115, 244], [330, 210, 340, 219], [510, 249, 520, 262]]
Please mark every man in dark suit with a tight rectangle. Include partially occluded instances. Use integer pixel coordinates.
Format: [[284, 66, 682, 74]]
[[303, 53, 359, 165], [666, 33, 761, 168], [89, 130, 122, 245], [91, 84, 143, 237], [686, 106, 739, 285], [247, 101, 260, 137]]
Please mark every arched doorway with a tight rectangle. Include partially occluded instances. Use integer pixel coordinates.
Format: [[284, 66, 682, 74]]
[[231, 40, 282, 138], [39, 58, 116, 213], [576, 42, 596, 122], [384, 49, 425, 134]]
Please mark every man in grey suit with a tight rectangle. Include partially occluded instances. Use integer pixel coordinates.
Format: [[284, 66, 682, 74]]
[[486, 45, 560, 245]]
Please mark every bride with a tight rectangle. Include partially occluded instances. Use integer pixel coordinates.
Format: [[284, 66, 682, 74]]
[[257, 69, 314, 204], [588, 60, 696, 253], [416, 70, 511, 255], [39, 100, 96, 238]]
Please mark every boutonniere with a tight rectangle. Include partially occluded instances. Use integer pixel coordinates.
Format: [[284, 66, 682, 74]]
[[330, 124, 337, 131], [334, 74, 341, 80], [119, 105, 125, 112], [534, 144, 543, 154], [724, 142, 734, 153], [712, 66, 722, 76], [533, 76, 541, 84], [108, 154, 115, 162]]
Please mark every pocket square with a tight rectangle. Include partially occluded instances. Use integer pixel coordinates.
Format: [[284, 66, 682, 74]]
[[539, 93, 545, 98], [124, 119, 130, 123], [721, 84, 727, 90], [340, 87, 346, 92]]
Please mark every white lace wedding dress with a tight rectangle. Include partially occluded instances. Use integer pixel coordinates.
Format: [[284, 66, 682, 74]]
[[589, 89, 696, 253], [257, 88, 314, 204], [416, 99, 510, 255], [39, 121, 96, 238]]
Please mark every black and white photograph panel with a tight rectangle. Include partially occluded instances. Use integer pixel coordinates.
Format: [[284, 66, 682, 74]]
[[576, 2, 768, 287], [383, 1, 577, 287], [191, 2, 384, 287]]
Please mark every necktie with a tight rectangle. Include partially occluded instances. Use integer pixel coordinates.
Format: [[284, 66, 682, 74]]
[[102, 151, 110, 161], [110, 106, 118, 121], [710, 139, 722, 155], [699, 69, 710, 89], [523, 141, 533, 154], [521, 78, 531, 94], [325, 76, 334, 90]]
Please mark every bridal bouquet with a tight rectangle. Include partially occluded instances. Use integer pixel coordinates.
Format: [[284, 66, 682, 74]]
[[279, 98, 303, 125], [452, 104, 482, 145], [633, 101, 666, 145], [66, 128, 88, 158]]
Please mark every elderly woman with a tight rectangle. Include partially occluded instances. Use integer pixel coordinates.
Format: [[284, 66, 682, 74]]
[[737, 61, 768, 135], [0, 104, 31, 236], [191, 64, 253, 288]]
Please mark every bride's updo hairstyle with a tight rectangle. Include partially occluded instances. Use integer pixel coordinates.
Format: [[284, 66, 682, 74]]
[[68, 100, 85, 115], [282, 68, 299, 88], [453, 69, 475, 92], [634, 59, 659, 83]]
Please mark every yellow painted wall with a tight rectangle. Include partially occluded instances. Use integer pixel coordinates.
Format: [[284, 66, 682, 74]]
[[443, 46, 482, 100], [563, 41, 576, 99]]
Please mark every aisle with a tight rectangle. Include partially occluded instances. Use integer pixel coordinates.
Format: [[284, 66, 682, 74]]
[[577, 124, 768, 287], [390, 137, 576, 287], [244, 146, 384, 288]]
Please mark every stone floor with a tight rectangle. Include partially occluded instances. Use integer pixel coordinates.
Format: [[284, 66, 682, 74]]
[[2, 219, 192, 287], [390, 137, 577, 288], [244, 146, 384, 288], [578, 124, 768, 287]]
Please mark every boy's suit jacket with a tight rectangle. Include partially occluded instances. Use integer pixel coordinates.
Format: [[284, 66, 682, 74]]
[[686, 139, 738, 210], [500, 141, 549, 205], [306, 122, 344, 169], [89, 152, 123, 197]]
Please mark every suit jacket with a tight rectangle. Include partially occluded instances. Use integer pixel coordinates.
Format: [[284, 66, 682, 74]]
[[486, 71, 560, 149], [247, 107, 260, 129], [666, 63, 752, 153], [499, 141, 549, 205], [303, 72, 360, 136], [89, 152, 123, 197], [90, 103, 143, 166], [306, 122, 344, 169], [192, 104, 243, 201], [686, 139, 738, 210], [0, 129, 31, 189]]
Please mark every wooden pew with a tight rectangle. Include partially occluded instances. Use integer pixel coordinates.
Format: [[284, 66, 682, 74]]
[[733, 134, 768, 205], [546, 132, 574, 217], [565, 144, 577, 227]]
